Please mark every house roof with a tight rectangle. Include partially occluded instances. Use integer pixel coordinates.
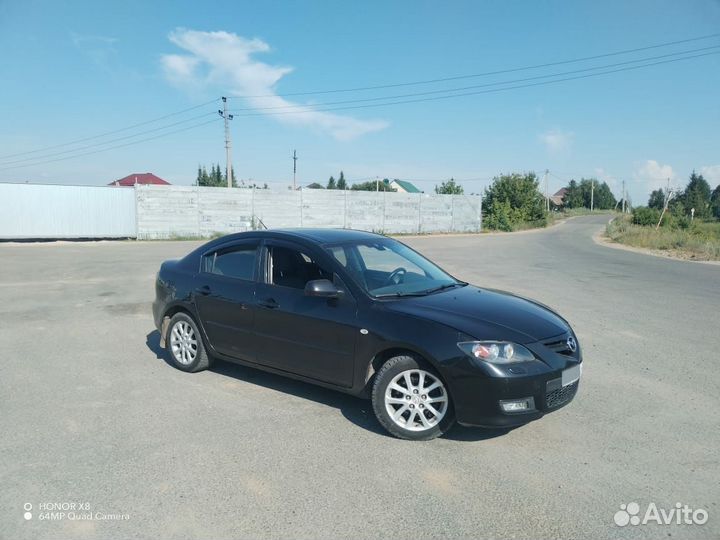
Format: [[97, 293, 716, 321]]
[[391, 179, 422, 193], [550, 187, 568, 206], [109, 173, 170, 186]]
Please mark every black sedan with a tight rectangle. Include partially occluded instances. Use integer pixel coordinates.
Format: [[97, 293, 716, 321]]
[[153, 228, 582, 440]]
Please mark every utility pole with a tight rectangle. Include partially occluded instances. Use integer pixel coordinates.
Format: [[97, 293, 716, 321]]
[[656, 177, 673, 230], [218, 97, 234, 188], [376, 176, 380, 192], [292, 150, 298, 190], [622, 180, 626, 213], [590, 179, 594, 211], [543, 169, 550, 212]]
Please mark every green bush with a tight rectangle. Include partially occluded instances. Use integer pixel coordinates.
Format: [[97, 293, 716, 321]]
[[675, 215, 692, 230], [632, 206, 661, 226], [483, 173, 546, 231]]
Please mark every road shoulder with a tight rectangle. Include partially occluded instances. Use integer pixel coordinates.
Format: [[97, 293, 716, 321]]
[[592, 218, 720, 266]]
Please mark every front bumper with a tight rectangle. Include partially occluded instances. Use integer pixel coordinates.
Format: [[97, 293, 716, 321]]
[[447, 344, 582, 428]]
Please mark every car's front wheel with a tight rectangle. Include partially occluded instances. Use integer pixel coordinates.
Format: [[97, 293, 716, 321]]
[[166, 312, 212, 373], [371, 355, 455, 440]]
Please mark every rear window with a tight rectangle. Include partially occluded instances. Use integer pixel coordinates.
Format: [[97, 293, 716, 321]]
[[202, 245, 257, 281]]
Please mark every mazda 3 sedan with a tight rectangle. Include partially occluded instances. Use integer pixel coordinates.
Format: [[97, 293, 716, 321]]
[[153, 229, 582, 440]]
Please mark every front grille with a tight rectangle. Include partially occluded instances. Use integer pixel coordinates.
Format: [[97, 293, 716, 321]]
[[543, 335, 575, 356], [546, 381, 579, 409]]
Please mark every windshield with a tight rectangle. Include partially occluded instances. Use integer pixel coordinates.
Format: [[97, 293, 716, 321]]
[[325, 238, 464, 297]]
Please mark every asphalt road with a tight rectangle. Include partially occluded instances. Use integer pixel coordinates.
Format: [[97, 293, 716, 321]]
[[1, 215, 718, 540]]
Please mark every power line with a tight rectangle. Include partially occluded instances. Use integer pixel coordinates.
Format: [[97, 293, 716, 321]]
[[228, 45, 720, 113], [227, 50, 720, 117], [0, 118, 221, 171], [227, 33, 720, 99], [0, 112, 216, 165], [0, 98, 220, 160]]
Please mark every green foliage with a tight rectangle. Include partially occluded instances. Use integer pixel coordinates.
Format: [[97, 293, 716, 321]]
[[483, 172, 546, 231], [648, 188, 665, 210], [336, 171, 347, 190], [607, 214, 720, 261], [632, 206, 661, 226], [196, 163, 237, 187], [586, 180, 617, 209], [563, 178, 615, 209], [682, 171, 711, 218], [434, 178, 464, 195], [711, 185, 720, 220], [562, 180, 584, 208], [326, 175, 336, 190], [350, 180, 395, 192]]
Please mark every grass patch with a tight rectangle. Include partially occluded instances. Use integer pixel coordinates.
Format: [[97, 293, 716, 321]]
[[606, 215, 720, 261]]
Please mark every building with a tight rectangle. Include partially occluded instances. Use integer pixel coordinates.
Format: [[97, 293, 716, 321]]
[[550, 187, 568, 207], [387, 179, 422, 193], [109, 173, 171, 186]]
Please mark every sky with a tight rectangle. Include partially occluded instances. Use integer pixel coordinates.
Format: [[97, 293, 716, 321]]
[[0, 0, 719, 204]]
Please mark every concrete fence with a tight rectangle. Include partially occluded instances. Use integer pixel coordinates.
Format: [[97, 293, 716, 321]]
[[0, 182, 482, 240]]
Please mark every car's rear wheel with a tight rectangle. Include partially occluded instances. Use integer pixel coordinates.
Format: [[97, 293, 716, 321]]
[[371, 355, 455, 440], [166, 312, 211, 373]]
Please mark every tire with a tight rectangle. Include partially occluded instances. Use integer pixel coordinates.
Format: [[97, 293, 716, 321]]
[[166, 312, 212, 373], [371, 355, 455, 440]]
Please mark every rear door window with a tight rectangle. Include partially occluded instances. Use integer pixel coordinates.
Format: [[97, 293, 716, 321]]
[[202, 244, 258, 281]]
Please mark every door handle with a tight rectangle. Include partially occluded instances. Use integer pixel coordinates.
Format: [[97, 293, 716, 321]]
[[257, 298, 279, 309], [195, 285, 211, 296]]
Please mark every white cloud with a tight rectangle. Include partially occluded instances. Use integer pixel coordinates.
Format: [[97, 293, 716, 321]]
[[700, 165, 720, 188], [632, 160, 676, 202], [593, 167, 619, 193], [538, 129, 574, 153], [161, 29, 388, 140]]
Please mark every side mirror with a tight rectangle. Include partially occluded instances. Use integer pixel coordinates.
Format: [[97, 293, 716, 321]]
[[304, 279, 341, 298]]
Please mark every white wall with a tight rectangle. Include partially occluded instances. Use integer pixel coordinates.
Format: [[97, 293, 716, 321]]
[[0, 183, 136, 239], [0, 183, 482, 239], [136, 185, 482, 239]]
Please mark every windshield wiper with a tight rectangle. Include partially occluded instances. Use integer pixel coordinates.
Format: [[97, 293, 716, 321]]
[[374, 281, 467, 298], [374, 291, 430, 298], [420, 281, 468, 295]]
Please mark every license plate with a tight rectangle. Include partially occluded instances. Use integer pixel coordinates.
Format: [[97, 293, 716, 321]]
[[562, 364, 582, 386]]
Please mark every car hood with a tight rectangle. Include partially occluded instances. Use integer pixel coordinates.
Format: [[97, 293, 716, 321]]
[[384, 285, 569, 344]]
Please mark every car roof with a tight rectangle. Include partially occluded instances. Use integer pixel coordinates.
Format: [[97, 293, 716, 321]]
[[271, 228, 387, 243], [214, 228, 388, 245]]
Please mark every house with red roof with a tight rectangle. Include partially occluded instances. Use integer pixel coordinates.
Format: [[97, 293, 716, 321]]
[[108, 173, 171, 186]]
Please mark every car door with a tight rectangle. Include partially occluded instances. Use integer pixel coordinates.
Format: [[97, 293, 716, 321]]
[[193, 240, 259, 362], [253, 240, 358, 387]]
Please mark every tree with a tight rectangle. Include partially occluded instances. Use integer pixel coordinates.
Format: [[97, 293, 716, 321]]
[[683, 171, 711, 218], [326, 175, 336, 190], [648, 188, 665, 210], [562, 178, 615, 210], [351, 180, 395, 191], [562, 180, 583, 208], [337, 171, 347, 190], [592, 181, 617, 210], [435, 178, 464, 195], [483, 172, 546, 231], [306, 182, 325, 189], [711, 184, 720, 220], [196, 163, 237, 187]]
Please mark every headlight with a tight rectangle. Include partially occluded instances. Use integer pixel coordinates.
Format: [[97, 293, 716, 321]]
[[457, 341, 535, 364]]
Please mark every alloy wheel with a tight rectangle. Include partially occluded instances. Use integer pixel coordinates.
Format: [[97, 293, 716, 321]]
[[384, 369, 448, 432], [170, 320, 198, 365]]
